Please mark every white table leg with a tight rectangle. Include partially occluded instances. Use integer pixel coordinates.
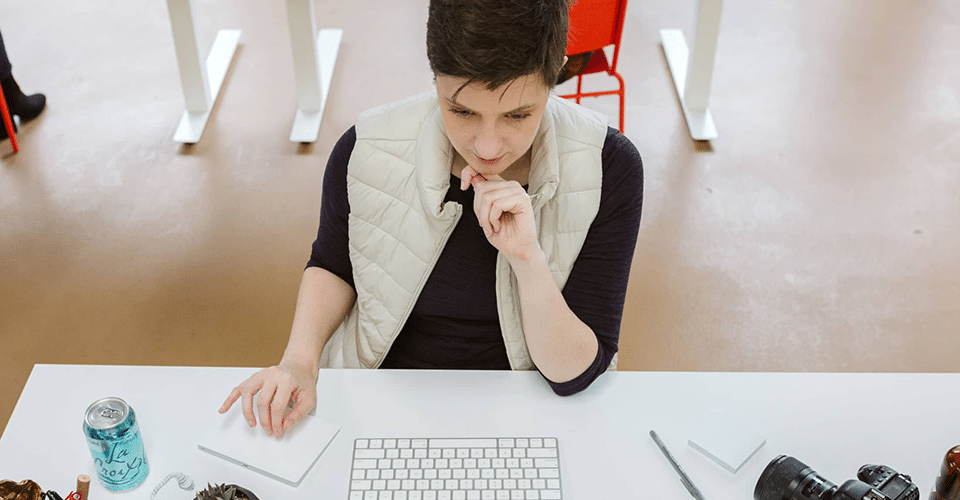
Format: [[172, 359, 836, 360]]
[[286, 0, 343, 143], [660, 0, 723, 141], [167, 0, 241, 144]]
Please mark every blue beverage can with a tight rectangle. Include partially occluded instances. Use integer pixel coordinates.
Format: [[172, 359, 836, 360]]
[[83, 397, 150, 491]]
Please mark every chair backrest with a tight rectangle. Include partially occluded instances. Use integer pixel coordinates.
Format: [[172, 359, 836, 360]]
[[566, 0, 628, 56]]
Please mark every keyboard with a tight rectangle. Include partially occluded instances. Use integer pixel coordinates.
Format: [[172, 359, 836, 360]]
[[348, 437, 563, 500]]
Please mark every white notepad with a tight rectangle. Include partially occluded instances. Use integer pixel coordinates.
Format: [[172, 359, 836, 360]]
[[197, 406, 340, 487], [687, 411, 766, 474]]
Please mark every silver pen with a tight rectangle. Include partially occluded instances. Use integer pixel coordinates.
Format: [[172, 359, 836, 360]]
[[650, 430, 707, 500]]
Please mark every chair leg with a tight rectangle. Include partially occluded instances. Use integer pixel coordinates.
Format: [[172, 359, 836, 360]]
[[613, 71, 626, 133], [576, 75, 583, 104], [0, 80, 19, 153]]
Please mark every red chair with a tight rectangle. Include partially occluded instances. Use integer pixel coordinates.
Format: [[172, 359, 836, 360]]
[[559, 0, 628, 132], [0, 80, 18, 153]]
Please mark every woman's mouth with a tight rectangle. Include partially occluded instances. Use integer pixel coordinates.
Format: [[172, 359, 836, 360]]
[[475, 154, 504, 167]]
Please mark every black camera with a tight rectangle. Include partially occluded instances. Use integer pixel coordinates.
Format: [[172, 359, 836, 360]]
[[755, 455, 919, 500]]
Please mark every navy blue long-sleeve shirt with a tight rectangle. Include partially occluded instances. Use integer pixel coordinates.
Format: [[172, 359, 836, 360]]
[[307, 126, 643, 395]]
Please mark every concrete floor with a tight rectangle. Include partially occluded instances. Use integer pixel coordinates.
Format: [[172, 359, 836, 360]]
[[2, 0, 959, 435]]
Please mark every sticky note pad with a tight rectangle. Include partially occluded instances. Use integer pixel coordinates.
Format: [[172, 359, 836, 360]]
[[687, 412, 766, 474], [198, 406, 340, 487]]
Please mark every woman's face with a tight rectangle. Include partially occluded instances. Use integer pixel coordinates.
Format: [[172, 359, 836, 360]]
[[436, 73, 550, 178]]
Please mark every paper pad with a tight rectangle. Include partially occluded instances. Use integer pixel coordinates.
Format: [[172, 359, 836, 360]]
[[198, 406, 340, 487], [687, 412, 766, 474]]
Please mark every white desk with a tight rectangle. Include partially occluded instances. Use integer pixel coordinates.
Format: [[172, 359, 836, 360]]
[[1, 365, 957, 499]]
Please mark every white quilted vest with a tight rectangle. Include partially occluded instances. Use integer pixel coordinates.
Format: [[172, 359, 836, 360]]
[[318, 91, 616, 371]]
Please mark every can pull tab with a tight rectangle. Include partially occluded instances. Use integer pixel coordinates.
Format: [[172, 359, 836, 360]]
[[100, 408, 123, 419]]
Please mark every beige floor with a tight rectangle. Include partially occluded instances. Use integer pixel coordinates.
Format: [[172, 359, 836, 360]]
[[2, 0, 959, 435]]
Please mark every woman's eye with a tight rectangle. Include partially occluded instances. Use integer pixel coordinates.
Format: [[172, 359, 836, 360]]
[[449, 108, 472, 116], [508, 113, 532, 121]]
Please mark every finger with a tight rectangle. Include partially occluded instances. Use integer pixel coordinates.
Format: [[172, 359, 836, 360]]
[[240, 380, 263, 427], [257, 381, 278, 435], [282, 391, 316, 431], [271, 381, 295, 439], [460, 165, 479, 190], [220, 386, 241, 413]]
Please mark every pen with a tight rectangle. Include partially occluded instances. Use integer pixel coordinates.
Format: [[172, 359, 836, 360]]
[[650, 430, 707, 500]]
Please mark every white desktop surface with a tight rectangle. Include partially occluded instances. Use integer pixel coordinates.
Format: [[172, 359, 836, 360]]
[[1, 365, 957, 499]]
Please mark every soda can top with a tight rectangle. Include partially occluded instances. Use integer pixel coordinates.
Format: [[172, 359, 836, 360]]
[[84, 397, 130, 430]]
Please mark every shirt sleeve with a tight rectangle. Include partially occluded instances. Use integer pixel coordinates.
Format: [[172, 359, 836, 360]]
[[305, 126, 357, 289], [545, 127, 644, 396]]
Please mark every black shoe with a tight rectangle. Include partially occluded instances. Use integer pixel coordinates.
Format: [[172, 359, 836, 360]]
[[1, 76, 45, 122], [0, 115, 17, 140]]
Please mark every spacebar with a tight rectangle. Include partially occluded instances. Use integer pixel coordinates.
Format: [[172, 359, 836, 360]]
[[429, 438, 499, 448]]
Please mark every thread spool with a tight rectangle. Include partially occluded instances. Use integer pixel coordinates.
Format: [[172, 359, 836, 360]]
[[76, 475, 90, 500], [932, 446, 960, 500]]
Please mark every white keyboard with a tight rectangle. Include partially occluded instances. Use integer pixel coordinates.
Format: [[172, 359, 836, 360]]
[[348, 437, 563, 500]]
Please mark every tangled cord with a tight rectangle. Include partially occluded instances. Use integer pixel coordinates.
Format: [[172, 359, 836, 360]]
[[151, 472, 195, 500]]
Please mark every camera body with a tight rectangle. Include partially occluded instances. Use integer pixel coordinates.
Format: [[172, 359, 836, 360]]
[[755, 455, 919, 500]]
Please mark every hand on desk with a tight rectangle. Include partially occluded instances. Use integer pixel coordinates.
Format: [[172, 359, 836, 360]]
[[219, 363, 317, 439]]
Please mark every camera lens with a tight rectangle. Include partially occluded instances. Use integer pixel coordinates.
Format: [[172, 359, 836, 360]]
[[756, 456, 838, 500]]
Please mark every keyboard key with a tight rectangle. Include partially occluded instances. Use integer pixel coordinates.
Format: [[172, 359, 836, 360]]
[[385, 439, 397, 449], [453, 492, 466, 500], [351, 492, 364, 500], [355, 459, 378, 469], [534, 459, 558, 469], [539, 469, 559, 479], [529, 439, 542, 448], [546, 480, 560, 489], [511, 491, 524, 500], [410, 493, 422, 500], [354, 470, 367, 480], [516, 439, 529, 448], [396, 493, 408, 500], [526, 449, 556, 458], [541, 491, 561, 500], [524, 492, 539, 500], [371, 439, 384, 449], [365, 492, 378, 500], [468, 492, 481, 500], [412, 439, 428, 449], [387, 449, 400, 459], [352, 480, 372, 490], [357, 439, 370, 449], [373, 480, 386, 490], [378, 492, 392, 500], [544, 439, 557, 448], [496, 492, 509, 500], [457, 449, 470, 458], [398, 439, 411, 448], [358, 449, 388, 459], [499, 439, 515, 448], [438, 492, 451, 500]]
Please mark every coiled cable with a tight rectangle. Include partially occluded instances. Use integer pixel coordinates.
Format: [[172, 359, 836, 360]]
[[151, 472, 195, 500]]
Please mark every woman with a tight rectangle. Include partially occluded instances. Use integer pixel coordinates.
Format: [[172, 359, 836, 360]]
[[220, 0, 643, 439]]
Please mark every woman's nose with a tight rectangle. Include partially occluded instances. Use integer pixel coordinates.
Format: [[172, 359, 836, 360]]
[[474, 122, 503, 159]]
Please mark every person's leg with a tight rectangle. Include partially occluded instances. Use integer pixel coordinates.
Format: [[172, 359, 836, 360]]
[[0, 29, 13, 81], [0, 27, 45, 124]]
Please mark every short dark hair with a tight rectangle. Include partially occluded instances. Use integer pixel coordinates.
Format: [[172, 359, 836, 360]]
[[427, 0, 571, 93]]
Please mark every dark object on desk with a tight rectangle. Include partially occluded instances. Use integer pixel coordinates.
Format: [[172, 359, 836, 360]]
[[755, 455, 919, 500], [931, 445, 960, 500], [0, 479, 43, 500], [194, 483, 260, 500]]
